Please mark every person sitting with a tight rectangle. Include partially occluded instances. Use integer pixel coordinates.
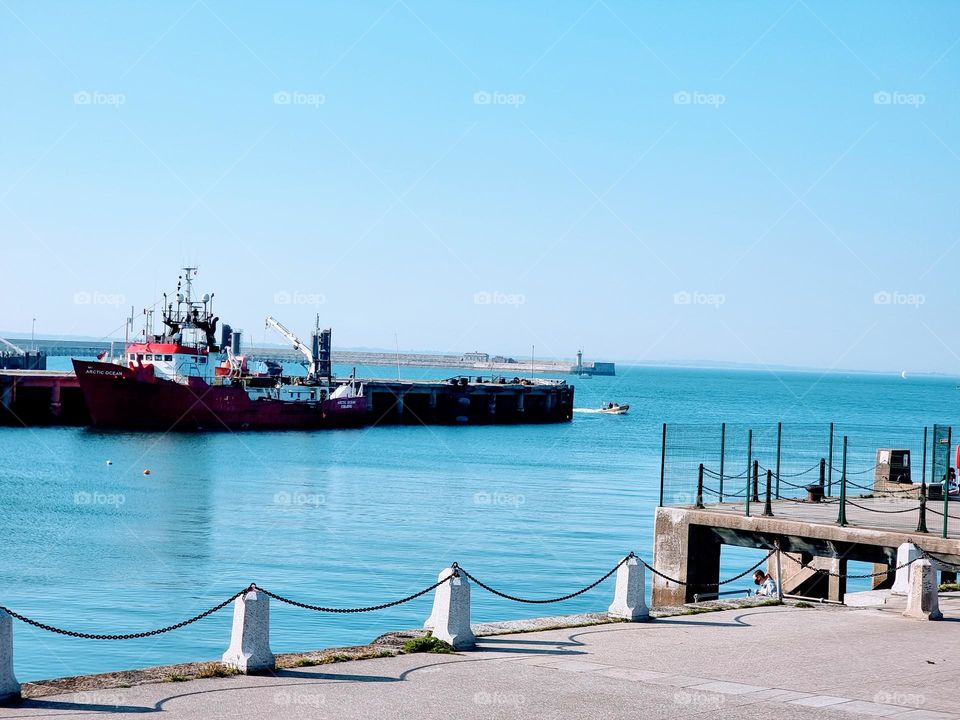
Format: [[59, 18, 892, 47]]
[[753, 570, 778, 597]]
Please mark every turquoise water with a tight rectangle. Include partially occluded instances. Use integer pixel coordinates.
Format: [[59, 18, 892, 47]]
[[2, 363, 958, 681]]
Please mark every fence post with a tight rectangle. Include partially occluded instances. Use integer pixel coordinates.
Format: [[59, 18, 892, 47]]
[[719, 422, 726, 503], [837, 436, 848, 527], [425, 566, 475, 649], [763, 470, 773, 517], [695, 464, 705, 508], [827, 422, 834, 496], [819, 458, 826, 487], [921, 426, 927, 493], [942, 426, 952, 539], [917, 481, 929, 533], [752, 460, 760, 503], [0, 610, 19, 704], [903, 559, 943, 621], [745, 429, 753, 517], [774, 543, 783, 602], [775, 421, 782, 499], [658, 423, 667, 507], [222, 586, 275, 673], [608, 554, 649, 621]]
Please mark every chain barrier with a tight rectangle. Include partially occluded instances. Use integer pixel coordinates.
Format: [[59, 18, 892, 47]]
[[843, 477, 919, 495], [926, 506, 960, 521], [827, 463, 879, 476], [779, 495, 838, 505], [774, 476, 815, 490], [640, 550, 775, 588], [779, 551, 923, 579], [919, 548, 960, 570], [844, 499, 921, 515], [10, 544, 951, 640], [258, 576, 453, 614], [702, 467, 750, 480], [0, 587, 249, 640], [758, 462, 821, 479], [458, 554, 632, 604]]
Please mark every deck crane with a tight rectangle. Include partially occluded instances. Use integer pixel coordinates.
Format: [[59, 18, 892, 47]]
[[265, 315, 320, 381], [0, 337, 26, 355]]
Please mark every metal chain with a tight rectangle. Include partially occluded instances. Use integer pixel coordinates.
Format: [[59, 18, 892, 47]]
[[758, 462, 822, 479], [779, 495, 838, 505], [827, 463, 879, 476], [702, 467, 750, 480], [919, 548, 960, 569], [0, 588, 248, 640], [258, 576, 453, 614], [843, 478, 917, 494], [779, 551, 922, 579], [457, 554, 632, 604], [641, 550, 775, 588], [844, 499, 921, 514], [925, 506, 960, 521]]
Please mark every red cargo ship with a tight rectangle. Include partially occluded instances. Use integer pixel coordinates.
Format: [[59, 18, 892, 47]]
[[73, 268, 367, 430]]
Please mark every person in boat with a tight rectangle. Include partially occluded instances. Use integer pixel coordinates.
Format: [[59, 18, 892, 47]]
[[753, 570, 778, 597]]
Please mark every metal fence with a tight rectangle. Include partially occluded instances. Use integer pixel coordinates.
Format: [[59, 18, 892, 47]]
[[658, 422, 958, 537]]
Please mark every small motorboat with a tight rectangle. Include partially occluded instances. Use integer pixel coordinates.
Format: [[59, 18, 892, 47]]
[[599, 402, 629, 415]]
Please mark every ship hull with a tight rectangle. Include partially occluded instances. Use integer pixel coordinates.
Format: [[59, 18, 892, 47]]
[[72, 360, 367, 430]]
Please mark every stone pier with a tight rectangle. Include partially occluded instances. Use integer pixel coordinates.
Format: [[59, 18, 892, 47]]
[[652, 504, 960, 607]]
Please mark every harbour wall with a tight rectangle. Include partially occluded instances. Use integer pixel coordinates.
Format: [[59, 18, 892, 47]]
[[3, 340, 615, 376]]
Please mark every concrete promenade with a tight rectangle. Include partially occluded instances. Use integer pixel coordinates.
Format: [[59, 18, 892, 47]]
[[3, 597, 958, 719]]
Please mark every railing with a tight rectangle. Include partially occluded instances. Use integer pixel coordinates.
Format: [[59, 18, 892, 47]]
[[0, 547, 953, 702], [660, 422, 960, 539]]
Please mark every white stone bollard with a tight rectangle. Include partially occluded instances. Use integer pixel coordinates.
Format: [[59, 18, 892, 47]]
[[424, 566, 475, 649], [0, 610, 20, 704], [903, 560, 943, 621], [608, 555, 649, 621], [222, 586, 275, 673], [891, 543, 921, 595]]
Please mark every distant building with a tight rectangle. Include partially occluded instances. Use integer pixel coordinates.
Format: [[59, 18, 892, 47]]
[[461, 351, 490, 363]]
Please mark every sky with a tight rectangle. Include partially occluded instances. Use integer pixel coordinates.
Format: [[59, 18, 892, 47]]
[[1, 1, 959, 373]]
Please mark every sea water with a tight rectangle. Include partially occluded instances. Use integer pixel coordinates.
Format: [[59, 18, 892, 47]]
[[1, 362, 957, 681]]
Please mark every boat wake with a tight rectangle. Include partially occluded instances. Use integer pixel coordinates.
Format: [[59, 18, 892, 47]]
[[573, 408, 604, 414]]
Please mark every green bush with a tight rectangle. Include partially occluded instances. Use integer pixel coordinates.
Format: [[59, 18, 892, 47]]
[[402, 635, 454, 654]]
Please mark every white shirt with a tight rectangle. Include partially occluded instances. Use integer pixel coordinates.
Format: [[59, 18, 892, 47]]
[[757, 577, 778, 597]]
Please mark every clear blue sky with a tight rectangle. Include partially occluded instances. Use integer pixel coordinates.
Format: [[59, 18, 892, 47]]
[[2, 1, 958, 373]]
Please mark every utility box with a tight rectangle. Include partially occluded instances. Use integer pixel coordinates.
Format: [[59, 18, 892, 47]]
[[874, 449, 912, 496]]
